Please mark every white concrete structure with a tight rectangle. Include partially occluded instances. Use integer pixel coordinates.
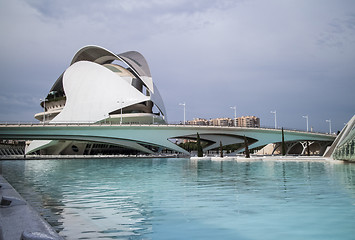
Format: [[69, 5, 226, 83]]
[[27, 46, 167, 154], [325, 115, 355, 161], [18, 45, 336, 156], [1, 124, 335, 156]]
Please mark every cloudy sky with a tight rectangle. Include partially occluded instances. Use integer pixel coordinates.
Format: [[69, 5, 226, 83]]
[[0, 0, 354, 133]]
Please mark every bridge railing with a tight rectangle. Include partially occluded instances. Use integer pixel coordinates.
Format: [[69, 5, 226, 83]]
[[0, 121, 334, 136]]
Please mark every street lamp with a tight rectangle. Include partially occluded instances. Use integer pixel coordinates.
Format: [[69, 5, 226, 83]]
[[40, 98, 48, 125], [104, 114, 109, 124], [179, 102, 186, 125], [152, 115, 158, 124], [326, 119, 332, 134], [117, 100, 124, 125], [230, 106, 236, 126], [302, 115, 309, 132], [270, 110, 277, 129]]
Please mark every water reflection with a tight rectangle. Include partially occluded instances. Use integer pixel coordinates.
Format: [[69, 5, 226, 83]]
[[1, 158, 354, 240]]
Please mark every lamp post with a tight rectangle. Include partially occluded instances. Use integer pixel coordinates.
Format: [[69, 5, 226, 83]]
[[179, 102, 186, 125], [303, 115, 309, 132], [270, 110, 277, 129], [117, 100, 124, 125], [152, 115, 157, 124], [40, 98, 48, 125], [230, 106, 236, 126], [326, 119, 332, 134], [104, 114, 108, 124]]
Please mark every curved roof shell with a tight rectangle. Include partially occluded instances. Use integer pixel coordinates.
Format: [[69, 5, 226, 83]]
[[29, 45, 168, 154], [49, 45, 166, 118]]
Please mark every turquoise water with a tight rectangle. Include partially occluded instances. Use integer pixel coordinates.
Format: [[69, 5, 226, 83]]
[[1, 158, 354, 240]]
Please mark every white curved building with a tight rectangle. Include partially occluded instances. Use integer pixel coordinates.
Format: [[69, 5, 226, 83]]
[[27, 46, 167, 155]]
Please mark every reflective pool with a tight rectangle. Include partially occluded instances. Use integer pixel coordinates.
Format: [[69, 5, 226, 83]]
[[1, 158, 354, 239]]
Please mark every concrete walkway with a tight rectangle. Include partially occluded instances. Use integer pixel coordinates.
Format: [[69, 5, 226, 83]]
[[0, 175, 63, 240]]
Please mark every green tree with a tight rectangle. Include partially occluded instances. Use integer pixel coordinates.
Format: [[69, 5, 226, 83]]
[[197, 133, 203, 157], [244, 135, 250, 158], [220, 141, 223, 158], [281, 127, 286, 156]]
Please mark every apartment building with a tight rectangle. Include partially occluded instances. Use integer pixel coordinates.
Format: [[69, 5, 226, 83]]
[[236, 116, 260, 128]]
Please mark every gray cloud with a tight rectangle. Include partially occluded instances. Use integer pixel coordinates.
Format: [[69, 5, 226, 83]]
[[0, 0, 354, 132], [317, 14, 355, 49]]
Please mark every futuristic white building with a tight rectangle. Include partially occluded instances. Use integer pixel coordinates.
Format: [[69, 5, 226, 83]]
[[20, 45, 335, 156], [27, 46, 167, 154]]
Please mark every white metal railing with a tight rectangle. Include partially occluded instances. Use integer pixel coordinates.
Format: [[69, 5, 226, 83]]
[[0, 121, 335, 136]]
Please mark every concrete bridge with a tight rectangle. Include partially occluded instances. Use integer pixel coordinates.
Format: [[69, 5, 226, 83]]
[[0, 123, 335, 155]]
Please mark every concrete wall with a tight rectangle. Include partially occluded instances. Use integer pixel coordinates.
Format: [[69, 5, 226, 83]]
[[0, 175, 63, 240]]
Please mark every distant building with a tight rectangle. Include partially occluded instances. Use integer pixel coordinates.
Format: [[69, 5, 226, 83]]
[[187, 118, 209, 125], [186, 116, 260, 128], [236, 116, 260, 128], [210, 118, 233, 126]]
